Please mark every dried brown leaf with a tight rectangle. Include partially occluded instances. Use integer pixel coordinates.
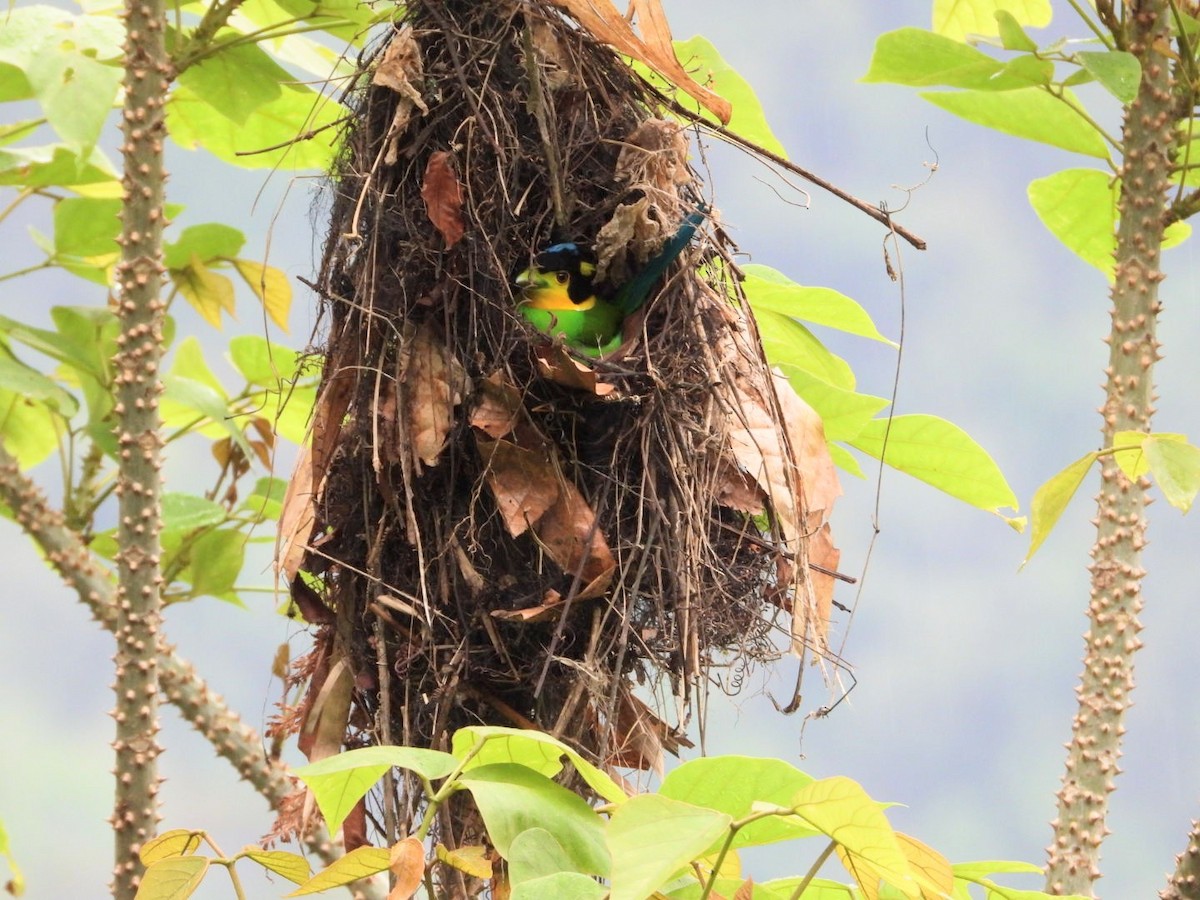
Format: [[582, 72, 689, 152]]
[[387, 837, 425, 900], [373, 29, 429, 164], [401, 323, 469, 469], [534, 344, 618, 396], [607, 688, 694, 774], [276, 443, 316, 583], [491, 589, 565, 623], [469, 373, 523, 439], [774, 374, 841, 519], [420, 150, 465, 248], [475, 438, 561, 537], [536, 483, 616, 597], [808, 523, 840, 641], [436, 843, 493, 880], [547, 0, 731, 122]]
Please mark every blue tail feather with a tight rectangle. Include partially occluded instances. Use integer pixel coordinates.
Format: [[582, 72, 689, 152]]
[[616, 206, 707, 315]]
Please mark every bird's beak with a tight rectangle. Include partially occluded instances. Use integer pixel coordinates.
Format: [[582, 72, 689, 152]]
[[514, 266, 548, 304]]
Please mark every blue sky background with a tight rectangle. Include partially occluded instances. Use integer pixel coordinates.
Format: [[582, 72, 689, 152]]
[[3, 1, 1200, 897]]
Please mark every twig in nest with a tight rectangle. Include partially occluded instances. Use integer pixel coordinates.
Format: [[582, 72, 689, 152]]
[[523, 23, 571, 228]]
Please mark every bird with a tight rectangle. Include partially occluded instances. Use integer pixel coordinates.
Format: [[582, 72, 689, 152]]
[[515, 208, 706, 357]]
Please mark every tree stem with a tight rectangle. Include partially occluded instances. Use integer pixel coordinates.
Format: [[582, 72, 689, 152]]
[[1044, 2, 1174, 894]]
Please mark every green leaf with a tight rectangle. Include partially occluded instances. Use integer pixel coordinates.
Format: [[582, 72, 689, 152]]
[[168, 81, 346, 171], [933, 0, 1052, 41], [995, 53, 1054, 87], [790, 777, 916, 898], [187, 528, 245, 600], [0, 388, 61, 468], [829, 443, 867, 478], [863, 28, 1006, 88], [1027, 168, 1116, 274], [459, 764, 610, 877], [1110, 429, 1155, 480], [232, 259, 293, 331], [508, 827, 577, 884], [175, 43, 285, 125], [240, 476, 288, 520], [452, 725, 627, 804], [241, 848, 312, 885], [295, 745, 458, 836], [512, 872, 607, 900], [139, 829, 205, 865], [1024, 452, 1096, 564], [672, 35, 787, 158], [921, 88, 1108, 158], [24, 41, 122, 155], [606, 795, 732, 900], [742, 265, 895, 344], [287, 846, 390, 896], [164, 224, 246, 270], [951, 860, 1042, 880], [0, 349, 78, 416], [161, 493, 227, 533], [756, 310, 855, 390], [0, 143, 117, 188], [228, 335, 302, 386], [783, 370, 890, 444], [136, 855, 210, 899], [53, 197, 122, 284], [995, 11, 1037, 51], [659, 756, 819, 849], [849, 415, 1018, 513], [1076, 51, 1141, 104], [1144, 436, 1200, 511]]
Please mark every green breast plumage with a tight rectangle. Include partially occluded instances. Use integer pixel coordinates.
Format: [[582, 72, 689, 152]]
[[517, 303, 623, 356]]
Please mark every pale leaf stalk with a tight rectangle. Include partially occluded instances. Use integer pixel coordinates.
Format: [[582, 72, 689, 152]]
[[1045, 2, 1173, 894]]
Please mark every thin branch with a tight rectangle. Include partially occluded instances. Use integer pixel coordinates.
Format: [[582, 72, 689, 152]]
[[653, 90, 928, 250]]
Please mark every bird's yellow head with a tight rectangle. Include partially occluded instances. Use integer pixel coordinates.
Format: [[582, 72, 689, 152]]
[[515, 243, 598, 311]]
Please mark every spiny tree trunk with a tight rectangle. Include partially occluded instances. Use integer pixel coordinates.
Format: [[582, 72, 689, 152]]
[[110, 0, 170, 888], [1045, 1, 1172, 894]]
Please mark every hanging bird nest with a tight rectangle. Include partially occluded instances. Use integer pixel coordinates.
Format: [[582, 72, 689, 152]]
[[275, 0, 840, 845]]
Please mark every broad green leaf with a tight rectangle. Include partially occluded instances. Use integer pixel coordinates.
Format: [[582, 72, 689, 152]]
[[139, 830, 205, 865], [0, 350, 78, 416], [0, 143, 117, 188], [460, 764, 610, 876], [1111, 428, 1155, 480], [849, 415, 1018, 513], [756, 310, 855, 391], [287, 846, 390, 896], [452, 725, 626, 804], [187, 528, 246, 601], [136, 855, 210, 899], [1024, 452, 1096, 564], [995, 53, 1053, 87], [790, 777, 917, 899], [513, 872, 607, 900], [53, 196, 122, 284], [235, 0, 381, 43], [933, 0, 1052, 41], [232, 258, 293, 331], [659, 756, 819, 849], [0, 387, 61, 468], [1077, 51, 1141, 104], [995, 11, 1037, 51], [162, 374, 253, 454], [24, 42, 121, 155], [295, 745, 457, 836], [1027, 169, 1115, 274], [239, 476, 288, 520], [508, 827, 578, 885], [173, 255, 236, 328], [742, 264, 895, 344], [175, 43, 285, 126], [921, 88, 1108, 158], [168, 81, 346, 170], [273, 382, 317, 445], [829, 443, 867, 478], [228, 335, 302, 386], [863, 28, 1007, 89], [672, 35, 786, 158], [161, 493, 226, 533], [606, 795, 732, 900], [164, 224, 246, 270], [166, 337, 226, 395], [1144, 436, 1200, 511], [783, 369, 889, 444], [241, 848, 312, 885], [757, 878, 855, 899], [436, 843, 493, 879], [1029, 169, 1192, 277]]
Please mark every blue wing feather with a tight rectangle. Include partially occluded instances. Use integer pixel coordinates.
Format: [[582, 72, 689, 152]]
[[615, 206, 707, 315]]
